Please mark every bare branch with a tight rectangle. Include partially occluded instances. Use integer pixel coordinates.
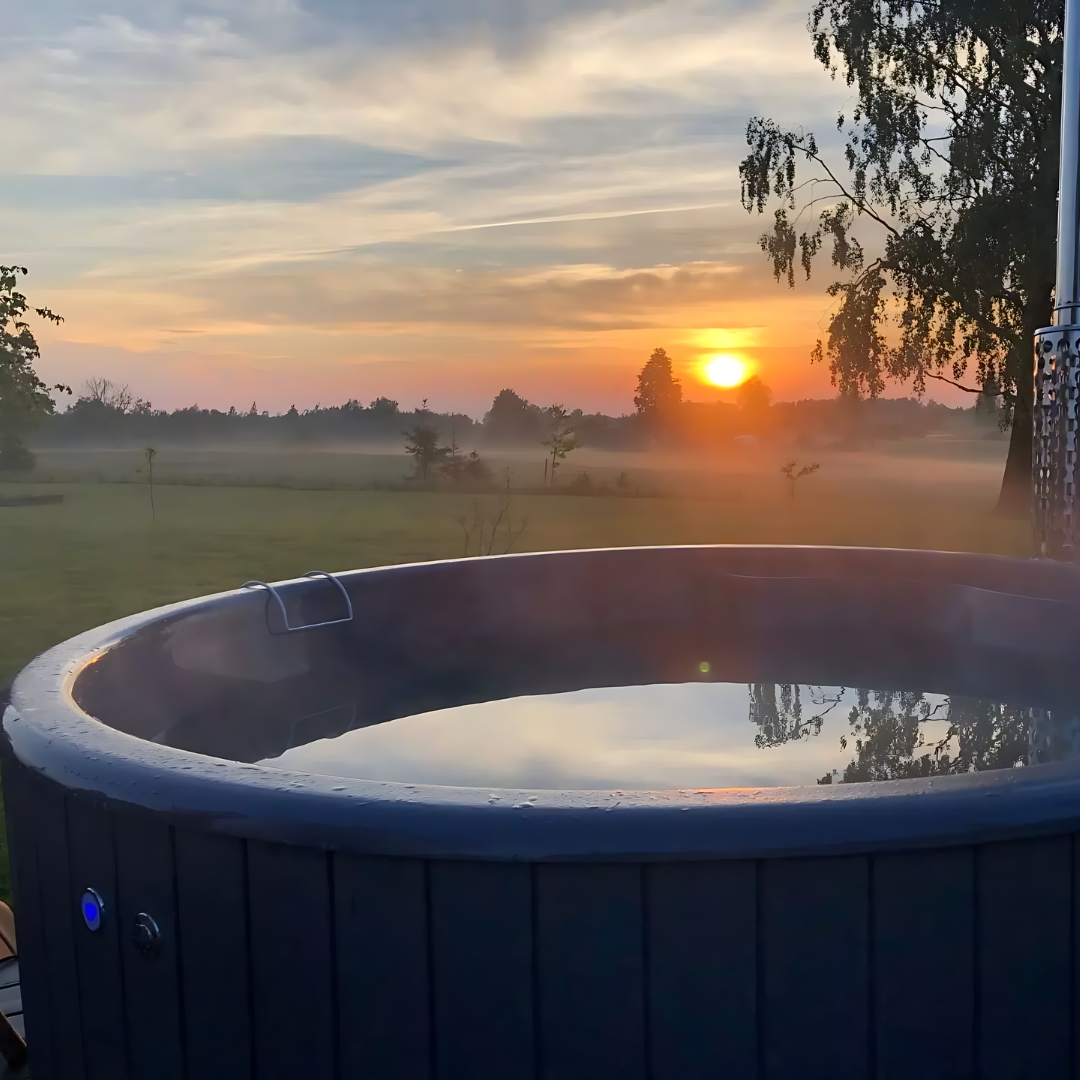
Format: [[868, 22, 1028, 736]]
[[921, 369, 984, 394]]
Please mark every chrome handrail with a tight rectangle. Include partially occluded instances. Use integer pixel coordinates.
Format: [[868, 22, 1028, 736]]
[[242, 570, 354, 634]]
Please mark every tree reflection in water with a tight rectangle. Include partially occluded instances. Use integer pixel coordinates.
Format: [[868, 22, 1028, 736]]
[[750, 684, 841, 749], [747, 685, 1080, 785]]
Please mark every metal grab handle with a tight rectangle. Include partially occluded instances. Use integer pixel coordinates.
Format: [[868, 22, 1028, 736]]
[[242, 571, 354, 634]]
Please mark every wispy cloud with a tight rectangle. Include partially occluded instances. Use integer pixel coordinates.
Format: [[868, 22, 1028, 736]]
[[6, 1, 837, 169], [5, 0, 865, 412]]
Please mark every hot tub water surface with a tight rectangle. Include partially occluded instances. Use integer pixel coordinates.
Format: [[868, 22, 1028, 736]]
[[261, 681, 1070, 789]]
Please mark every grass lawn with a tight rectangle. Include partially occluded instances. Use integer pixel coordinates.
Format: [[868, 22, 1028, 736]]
[[0, 444, 1031, 904]]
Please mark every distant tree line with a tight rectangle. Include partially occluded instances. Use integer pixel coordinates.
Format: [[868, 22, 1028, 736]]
[[30, 378, 647, 454], [18, 347, 991, 471], [35, 382, 462, 449]]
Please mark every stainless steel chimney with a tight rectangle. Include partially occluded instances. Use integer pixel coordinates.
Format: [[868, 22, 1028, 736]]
[[1035, 0, 1080, 556]]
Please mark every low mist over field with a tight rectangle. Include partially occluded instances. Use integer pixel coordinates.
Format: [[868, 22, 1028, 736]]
[[13, 371, 1011, 509], [19, 430, 1006, 504]]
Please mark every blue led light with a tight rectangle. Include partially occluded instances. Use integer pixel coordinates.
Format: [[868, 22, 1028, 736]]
[[80, 888, 104, 932]]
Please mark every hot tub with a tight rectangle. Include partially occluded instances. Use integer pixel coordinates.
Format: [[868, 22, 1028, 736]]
[[5, 545, 1080, 1080]]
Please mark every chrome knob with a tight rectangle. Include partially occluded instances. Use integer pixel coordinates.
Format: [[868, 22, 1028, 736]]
[[132, 913, 162, 958]]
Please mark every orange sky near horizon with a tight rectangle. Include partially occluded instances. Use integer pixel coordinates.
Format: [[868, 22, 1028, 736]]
[[30, 268, 854, 416]]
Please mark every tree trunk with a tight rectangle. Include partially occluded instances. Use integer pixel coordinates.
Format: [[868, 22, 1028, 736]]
[[995, 298, 1052, 518], [994, 377, 1032, 518]]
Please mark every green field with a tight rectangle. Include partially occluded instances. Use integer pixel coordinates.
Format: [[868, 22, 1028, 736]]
[[0, 439, 1030, 903]]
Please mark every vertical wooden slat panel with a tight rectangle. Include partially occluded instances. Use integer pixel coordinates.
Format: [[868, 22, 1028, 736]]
[[114, 816, 184, 1080], [66, 794, 129, 1080], [23, 770, 85, 1080], [535, 863, 646, 1080], [175, 829, 252, 1080], [979, 836, 1071, 1080], [430, 860, 534, 1080], [247, 842, 334, 1080], [646, 860, 756, 1080], [247, 840, 334, 1080], [2, 763, 57, 1080], [874, 847, 975, 1080], [335, 854, 430, 1080], [760, 856, 869, 1080]]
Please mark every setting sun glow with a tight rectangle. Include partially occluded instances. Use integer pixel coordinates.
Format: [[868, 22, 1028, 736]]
[[702, 354, 749, 388]]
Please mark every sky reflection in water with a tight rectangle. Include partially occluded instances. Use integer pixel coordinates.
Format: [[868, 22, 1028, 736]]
[[261, 682, 1049, 789]]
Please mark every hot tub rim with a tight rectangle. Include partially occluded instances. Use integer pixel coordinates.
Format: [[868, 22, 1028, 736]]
[[6, 545, 1080, 862]]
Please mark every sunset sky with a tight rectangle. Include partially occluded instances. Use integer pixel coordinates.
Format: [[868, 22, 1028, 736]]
[[5, 0, 957, 417]]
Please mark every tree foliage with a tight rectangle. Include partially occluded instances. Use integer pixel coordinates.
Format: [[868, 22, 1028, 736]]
[[750, 684, 1035, 782], [370, 396, 400, 416], [836, 690, 1030, 782], [78, 376, 150, 415], [484, 388, 544, 445], [404, 405, 494, 487], [634, 347, 683, 424], [736, 374, 773, 418], [403, 400, 451, 481], [542, 403, 577, 485], [780, 460, 821, 498], [440, 428, 492, 487], [0, 266, 70, 471], [739, 0, 1064, 512]]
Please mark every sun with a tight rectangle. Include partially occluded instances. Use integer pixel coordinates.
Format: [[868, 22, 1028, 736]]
[[702, 354, 749, 388]]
